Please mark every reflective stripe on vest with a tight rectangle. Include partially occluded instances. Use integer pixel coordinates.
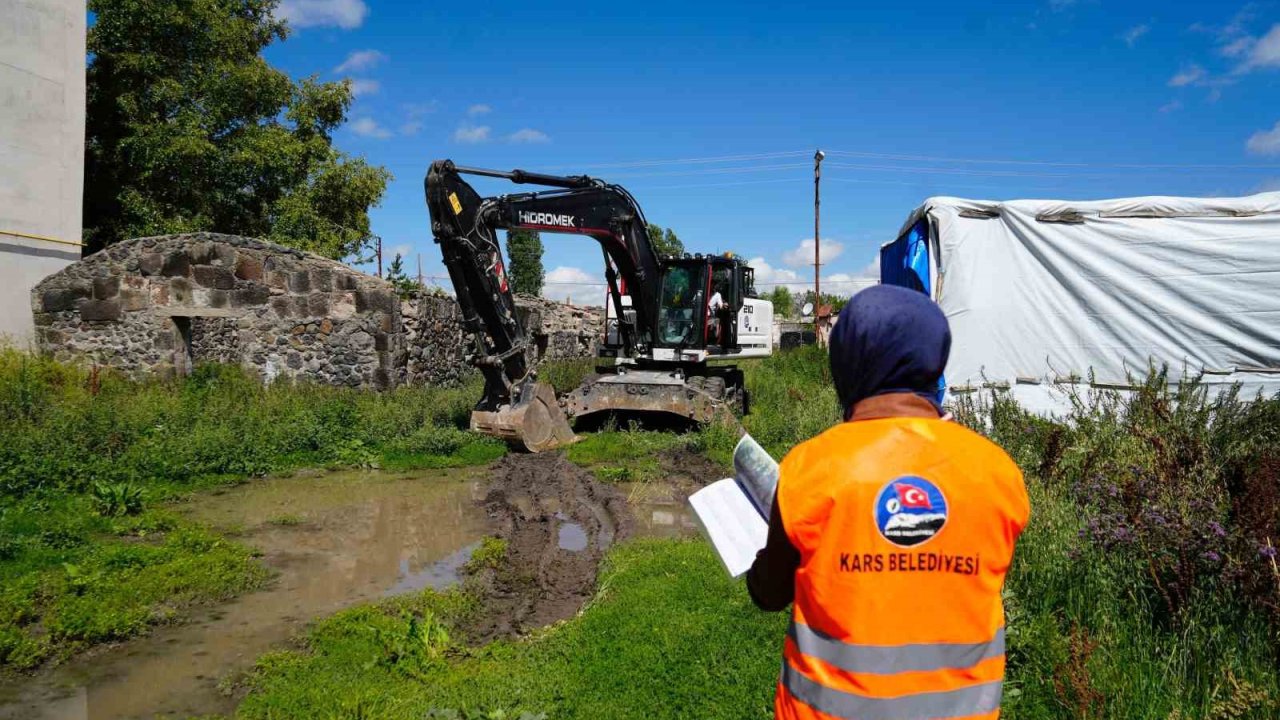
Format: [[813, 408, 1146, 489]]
[[789, 621, 1006, 675], [781, 662, 1003, 720]]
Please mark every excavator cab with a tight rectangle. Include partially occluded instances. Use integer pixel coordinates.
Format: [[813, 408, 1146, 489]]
[[606, 253, 764, 358]]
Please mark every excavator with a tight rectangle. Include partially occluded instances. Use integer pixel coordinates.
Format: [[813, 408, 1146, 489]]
[[425, 160, 773, 452]]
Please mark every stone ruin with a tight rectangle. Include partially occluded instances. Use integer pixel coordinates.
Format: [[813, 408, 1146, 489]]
[[30, 233, 604, 389]]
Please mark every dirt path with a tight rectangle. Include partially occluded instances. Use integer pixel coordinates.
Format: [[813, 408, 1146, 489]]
[[468, 452, 634, 641]]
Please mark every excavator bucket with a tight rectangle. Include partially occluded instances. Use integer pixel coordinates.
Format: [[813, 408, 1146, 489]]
[[470, 381, 577, 453]]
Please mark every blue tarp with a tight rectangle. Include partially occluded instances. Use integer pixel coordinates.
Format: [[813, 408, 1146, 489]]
[[879, 218, 944, 403], [880, 218, 930, 294]]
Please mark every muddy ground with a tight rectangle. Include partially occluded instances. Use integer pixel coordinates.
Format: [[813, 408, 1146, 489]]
[[0, 449, 720, 719], [467, 449, 721, 641], [469, 452, 632, 640]]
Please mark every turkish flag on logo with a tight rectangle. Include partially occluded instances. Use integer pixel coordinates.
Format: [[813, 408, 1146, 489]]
[[894, 483, 933, 509]]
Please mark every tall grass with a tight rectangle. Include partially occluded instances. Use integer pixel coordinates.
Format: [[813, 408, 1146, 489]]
[[954, 376, 1280, 719], [0, 350, 493, 497], [0, 349, 501, 671]]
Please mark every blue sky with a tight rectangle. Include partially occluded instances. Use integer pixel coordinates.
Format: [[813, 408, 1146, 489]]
[[267, 0, 1280, 302]]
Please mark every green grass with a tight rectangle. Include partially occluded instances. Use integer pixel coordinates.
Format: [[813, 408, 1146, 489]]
[[536, 357, 596, 396], [236, 539, 784, 720], [0, 512, 267, 670], [463, 537, 508, 574], [0, 349, 505, 672], [231, 347, 1280, 719], [7, 346, 1279, 719], [565, 427, 697, 482]]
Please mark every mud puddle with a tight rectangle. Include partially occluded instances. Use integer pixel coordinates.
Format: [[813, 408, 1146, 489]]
[[625, 448, 725, 538], [0, 468, 490, 720], [467, 449, 720, 641], [468, 453, 633, 641]]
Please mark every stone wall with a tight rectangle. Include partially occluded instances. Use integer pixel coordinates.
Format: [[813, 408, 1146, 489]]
[[401, 293, 467, 386], [32, 233, 403, 388], [397, 293, 604, 387], [32, 233, 606, 389], [514, 295, 603, 361]]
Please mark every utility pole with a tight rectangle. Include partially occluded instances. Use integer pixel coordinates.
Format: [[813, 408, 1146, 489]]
[[813, 149, 824, 303], [375, 235, 383, 278], [417, 253, 423, 287]]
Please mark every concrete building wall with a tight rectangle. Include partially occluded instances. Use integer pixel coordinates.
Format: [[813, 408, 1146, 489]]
[[0, 0, 86, 346]]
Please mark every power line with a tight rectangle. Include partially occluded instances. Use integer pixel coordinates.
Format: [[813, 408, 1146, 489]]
[[605, 162, 809, 179], [545, 150, 809, 169], [824, 149, 1280, 171]]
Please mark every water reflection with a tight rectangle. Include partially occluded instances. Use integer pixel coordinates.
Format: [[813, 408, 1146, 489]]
[[0, 468, 490, 720]]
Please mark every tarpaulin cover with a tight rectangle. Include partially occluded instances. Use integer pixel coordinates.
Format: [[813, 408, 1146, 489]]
[[888, 193, 1280, 411], [880, 218, 931, 295]]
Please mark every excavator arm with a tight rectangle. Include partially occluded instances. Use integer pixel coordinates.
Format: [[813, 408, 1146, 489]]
[[424, 159, 664, 450]]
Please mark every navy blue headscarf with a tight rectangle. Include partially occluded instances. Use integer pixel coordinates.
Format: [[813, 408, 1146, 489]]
[[829, 285, 951, 419]]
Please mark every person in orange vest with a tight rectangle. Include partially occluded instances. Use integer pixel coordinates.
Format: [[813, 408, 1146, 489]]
[[747, 284, 1030, 720]]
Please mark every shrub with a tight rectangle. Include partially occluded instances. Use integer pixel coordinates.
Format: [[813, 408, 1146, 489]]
[[954, 372, 1280, 716], [90, 481, 146, 517]]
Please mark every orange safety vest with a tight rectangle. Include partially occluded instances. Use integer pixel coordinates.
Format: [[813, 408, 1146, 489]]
[[774, 415, 1029, 720]]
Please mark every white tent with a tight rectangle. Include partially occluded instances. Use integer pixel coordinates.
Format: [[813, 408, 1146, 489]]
[[881, 192, 1280, 414]]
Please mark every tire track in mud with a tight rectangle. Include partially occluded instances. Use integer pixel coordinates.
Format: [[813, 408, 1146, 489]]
[[469, 452, 634, 641]]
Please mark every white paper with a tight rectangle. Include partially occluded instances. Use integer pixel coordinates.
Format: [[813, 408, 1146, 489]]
[[689, 479, 769, 577], [687, 433, 780, 577]]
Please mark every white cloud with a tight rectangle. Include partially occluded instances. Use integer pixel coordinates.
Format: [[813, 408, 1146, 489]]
[[334, 49, 386, 73], [1238, 24, 1280, 72], [349, 117, 392, 139], [750, 254, 881, 299], [348, 79, 380, 97], [1221, 35, 1256, 58], [748, 257, 803, 290], [398, 102, 436, 135], [453, 124, 491, 143], [277, 0, 368, 29], [467, 104, 492, 116], [781, 238, 843, 268], [404, 101, 438, 117], [1122, 24, 1149, 47], [387, 243, 413, 260], [824, 256, 881, 297], [1246, 121, 1280, 156], [1168, 64, 1206, 87], [508, 128, 550, 144], [542, 266, 605, 304], [1158, 99, 1182, 113]]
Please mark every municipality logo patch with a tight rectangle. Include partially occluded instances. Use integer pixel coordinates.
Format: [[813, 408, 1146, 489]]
[[875, 476, 948, 547]]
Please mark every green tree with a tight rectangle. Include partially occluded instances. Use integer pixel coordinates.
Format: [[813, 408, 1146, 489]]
[[83, 0, 390, 259], [768, 286, 794, 317], [646, 223, 685, 257], [384, 254, 420, 299], [505, 229, 544, 295]]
